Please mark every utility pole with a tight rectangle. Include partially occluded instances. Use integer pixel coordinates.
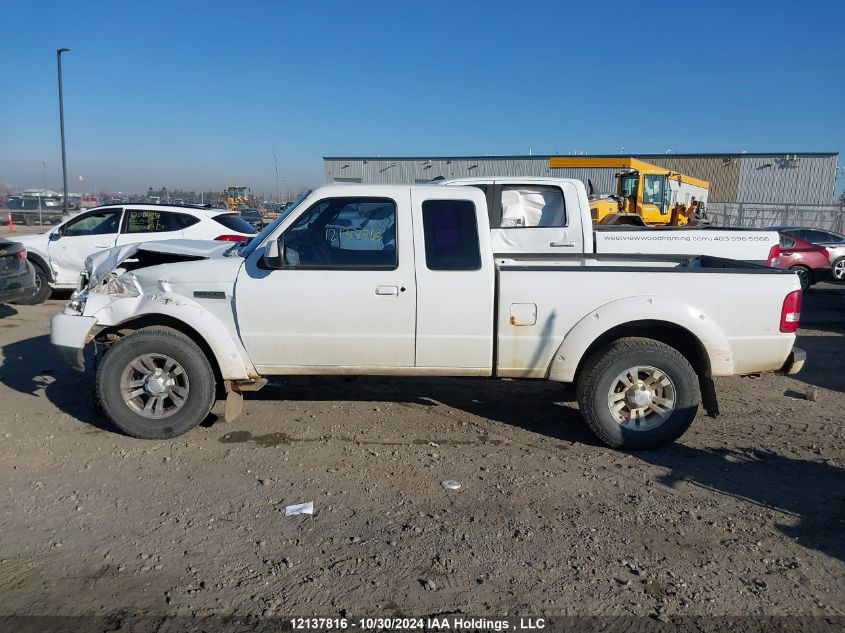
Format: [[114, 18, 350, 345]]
[[273, 146, 280, 203], [39, 160, 46, 226], [57, 48, 70, 217]]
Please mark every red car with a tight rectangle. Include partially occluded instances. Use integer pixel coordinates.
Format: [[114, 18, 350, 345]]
[[777, 232, 832, 290]]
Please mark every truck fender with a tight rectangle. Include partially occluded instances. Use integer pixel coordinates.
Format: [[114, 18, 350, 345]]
[[547, 295, 735, 383], [91, 293, 257, 381]]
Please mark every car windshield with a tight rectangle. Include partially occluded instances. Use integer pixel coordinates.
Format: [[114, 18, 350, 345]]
[[238, 190, 312, 258]]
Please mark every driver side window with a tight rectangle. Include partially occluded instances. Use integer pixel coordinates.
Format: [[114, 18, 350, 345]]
[[63, 209, 121, 236], [283, 197, 397, 269]]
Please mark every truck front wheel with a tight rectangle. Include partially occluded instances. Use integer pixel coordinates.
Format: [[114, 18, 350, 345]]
[[576, 337, 700, 450], [97, 328, 217, 439]]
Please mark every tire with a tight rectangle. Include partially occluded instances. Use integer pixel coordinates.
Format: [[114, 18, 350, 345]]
[[96, 328, 217, 439], [790, 265, 812, 291], [832, 257, 845, 281], [576, 337, 700, 450], [13, 262, 52, 305]]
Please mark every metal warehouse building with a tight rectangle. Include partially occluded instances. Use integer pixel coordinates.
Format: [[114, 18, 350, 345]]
[[324, 152, 839, 205]]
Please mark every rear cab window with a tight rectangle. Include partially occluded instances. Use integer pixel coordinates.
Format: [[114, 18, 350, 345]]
[[421, 200, 481, 270], [498, 185, 566, 228]]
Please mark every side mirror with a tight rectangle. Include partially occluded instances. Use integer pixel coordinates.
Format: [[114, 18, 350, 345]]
[[263, 237, 285, 269], [49, 229, 62, 241]]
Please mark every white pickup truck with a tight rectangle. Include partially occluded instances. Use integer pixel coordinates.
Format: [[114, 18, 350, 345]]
[[442, 177, 781, 264], [51, 181, 805, 450]]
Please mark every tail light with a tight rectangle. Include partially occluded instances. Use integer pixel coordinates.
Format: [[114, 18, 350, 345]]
[[780, 290, 802, 333], [16, 250, 26, 261], [215, 234, 248, 242], [766, 243, 780, 267], [820, 247, 829, 258]]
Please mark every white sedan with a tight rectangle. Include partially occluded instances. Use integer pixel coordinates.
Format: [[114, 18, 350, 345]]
[[12, 204, 256, 304]]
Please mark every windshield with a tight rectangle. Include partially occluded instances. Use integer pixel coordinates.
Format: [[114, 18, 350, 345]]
[[239, 190, 312, 258]]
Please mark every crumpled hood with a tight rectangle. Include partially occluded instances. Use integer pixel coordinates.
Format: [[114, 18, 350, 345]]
[[85, 239, 235, 286]]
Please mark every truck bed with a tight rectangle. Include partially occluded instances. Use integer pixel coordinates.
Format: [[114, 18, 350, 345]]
[[494, 254, 798, 380], [495, 253, 782, 272]]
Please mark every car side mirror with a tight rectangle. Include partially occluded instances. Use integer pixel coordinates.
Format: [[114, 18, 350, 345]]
[[263, 237, 285, 269], [49, 229, 62, 241]]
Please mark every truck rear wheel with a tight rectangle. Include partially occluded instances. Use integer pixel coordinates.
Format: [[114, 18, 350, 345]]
[[97, 328, 216, 439], [13, 262, 52, 305], [576, 337, 700, 450]]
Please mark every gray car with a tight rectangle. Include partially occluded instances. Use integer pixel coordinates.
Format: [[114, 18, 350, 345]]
[[238, 207, 264, 231], [0, 237, 37, 304]]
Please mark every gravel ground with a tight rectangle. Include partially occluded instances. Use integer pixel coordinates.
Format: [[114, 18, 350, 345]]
[[0, 272, 843, 624]]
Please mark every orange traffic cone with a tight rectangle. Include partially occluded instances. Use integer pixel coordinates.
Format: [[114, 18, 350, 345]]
[[6, 212, 13, 233]]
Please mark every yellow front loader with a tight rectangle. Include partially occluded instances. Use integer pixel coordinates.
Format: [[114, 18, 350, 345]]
[[218, 185, 256, 211], [549, 157, 710, 226]]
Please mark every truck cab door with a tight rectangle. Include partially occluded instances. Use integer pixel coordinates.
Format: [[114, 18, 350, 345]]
[[234, 193, 417, 372], [47, 207, 122, 286], [410, 187, 494, 372], [490, 181, 585, 255]]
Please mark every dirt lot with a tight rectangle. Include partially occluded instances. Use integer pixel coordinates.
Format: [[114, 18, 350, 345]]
[[0, 256, 843, 623]]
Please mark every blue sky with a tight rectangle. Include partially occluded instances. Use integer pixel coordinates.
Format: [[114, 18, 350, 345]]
[[1, 0, 843, 197]]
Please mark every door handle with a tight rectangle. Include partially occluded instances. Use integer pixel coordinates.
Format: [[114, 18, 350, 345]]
[[95, 244, 110, 248], [550, 241, 575, 247], [375, 285, 399, 296]]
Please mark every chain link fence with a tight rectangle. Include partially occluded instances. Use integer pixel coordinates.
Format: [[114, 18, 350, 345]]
[[706, 202, 845, 232]]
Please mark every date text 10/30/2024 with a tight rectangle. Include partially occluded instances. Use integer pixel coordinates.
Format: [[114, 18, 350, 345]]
[[290, 617, 546, 630]]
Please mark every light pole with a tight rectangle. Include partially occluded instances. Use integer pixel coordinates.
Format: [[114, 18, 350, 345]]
[[39, 160, 47, 226], [273, 146, 280, 203], [57, 48, 70, 216]]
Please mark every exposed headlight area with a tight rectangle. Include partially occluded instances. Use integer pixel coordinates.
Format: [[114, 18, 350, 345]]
[[67, 289, 89, 314], [99, 271, 143, 298], [66, 270, 144, 316]]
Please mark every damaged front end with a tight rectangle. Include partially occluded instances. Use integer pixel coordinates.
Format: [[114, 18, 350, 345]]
[[82, 239, 230, 291], [68, 239, 235, 314], [54, 239, 244, 374]]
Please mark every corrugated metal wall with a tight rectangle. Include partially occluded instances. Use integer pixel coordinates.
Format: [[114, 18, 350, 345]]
[[735, 155, 838, 204], [324, 153, 838, 205], [707, 202, 845, 231]]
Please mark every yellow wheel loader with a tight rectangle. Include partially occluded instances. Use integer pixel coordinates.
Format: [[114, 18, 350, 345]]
[[549, 157, 710, 226], [218, 185, 256, 211]]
